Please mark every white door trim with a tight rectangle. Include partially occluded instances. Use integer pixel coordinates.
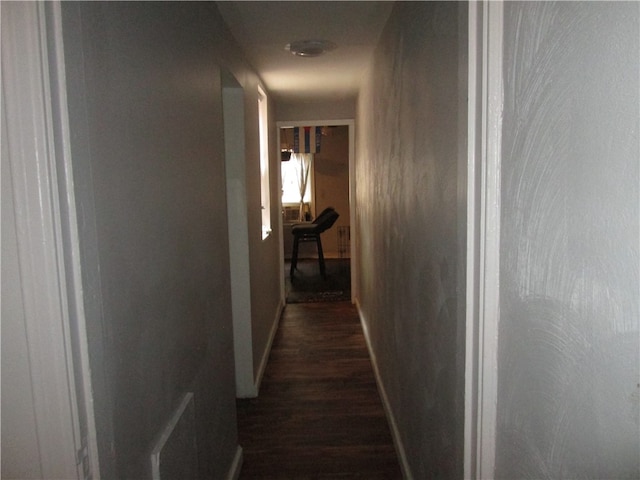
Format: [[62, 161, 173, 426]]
[[1, 2, 98, 477], [465, 1, 503, 478], [222, 72, 257, 398]]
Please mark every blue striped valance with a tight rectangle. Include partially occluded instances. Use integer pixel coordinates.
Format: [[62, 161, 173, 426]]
[[293, 126, 321, 153]]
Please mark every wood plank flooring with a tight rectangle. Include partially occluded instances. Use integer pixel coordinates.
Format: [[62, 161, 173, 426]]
[[236, 301, 402, 479]]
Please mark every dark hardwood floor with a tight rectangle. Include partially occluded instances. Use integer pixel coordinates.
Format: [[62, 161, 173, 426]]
[[236, 301, 402, 479]]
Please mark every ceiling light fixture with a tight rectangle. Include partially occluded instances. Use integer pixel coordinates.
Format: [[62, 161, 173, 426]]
[[285, 39, 337, 57]]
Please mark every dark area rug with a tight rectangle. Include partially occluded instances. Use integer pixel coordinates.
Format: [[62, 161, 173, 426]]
[[285, 258, 351, 303]]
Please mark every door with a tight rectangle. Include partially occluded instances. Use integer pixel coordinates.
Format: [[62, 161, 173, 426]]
[[1, 3, 98, 477]]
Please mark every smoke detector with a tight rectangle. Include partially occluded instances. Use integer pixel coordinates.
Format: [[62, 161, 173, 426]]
[[285, 40, 337, 57]]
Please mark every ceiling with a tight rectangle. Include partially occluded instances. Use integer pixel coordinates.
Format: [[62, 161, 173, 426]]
[[216, 1, 394, 105]]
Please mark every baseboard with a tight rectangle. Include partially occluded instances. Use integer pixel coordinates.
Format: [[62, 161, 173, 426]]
[[356, 300, 413, 480], [226, 445, 243, 480], [254, 298, 284, 394]]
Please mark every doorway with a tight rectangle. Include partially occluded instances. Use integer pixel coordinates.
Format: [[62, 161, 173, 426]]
[[277, 120, 356, 304]]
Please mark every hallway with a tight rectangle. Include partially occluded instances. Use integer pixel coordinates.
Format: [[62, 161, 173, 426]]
[[236, 302, 402, 479], [4, 2, 638, 478]]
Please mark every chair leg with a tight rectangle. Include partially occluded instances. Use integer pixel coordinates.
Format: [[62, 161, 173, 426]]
[[290, 235, 300, 279], [316, 235, 326, 279]]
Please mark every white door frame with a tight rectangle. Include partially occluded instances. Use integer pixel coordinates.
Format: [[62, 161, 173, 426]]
[[222, 71, 257, 398], [1, 2, 99, 477], [276, 119, 356, 302], [464, 1, 503, 479]]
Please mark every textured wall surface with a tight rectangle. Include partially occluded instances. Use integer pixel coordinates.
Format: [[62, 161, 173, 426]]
[[497, 2, 640, 478], [356, 3, 466, 477], [313, 126, 350, 257], [60, 3, 281, 477]]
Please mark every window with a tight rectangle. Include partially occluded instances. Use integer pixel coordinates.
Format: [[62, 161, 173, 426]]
[[281, 154, 312, 205], [258, 86, 271, 239]]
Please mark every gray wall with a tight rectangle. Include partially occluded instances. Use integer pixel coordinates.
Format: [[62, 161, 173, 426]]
[[276, 99, 355, 123], [355, 3, 467, 478], [61, 3, 281, 477], [497, 2, 640, 478]]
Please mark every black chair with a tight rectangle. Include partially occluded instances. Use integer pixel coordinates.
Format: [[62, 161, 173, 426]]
[[290, 207, 340, 280]]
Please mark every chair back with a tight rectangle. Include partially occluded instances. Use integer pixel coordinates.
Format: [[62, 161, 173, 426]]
[[314, 209, 339, 233], [312, 207, 336, 225]]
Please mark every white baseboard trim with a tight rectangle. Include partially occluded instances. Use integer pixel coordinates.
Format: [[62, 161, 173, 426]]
[[254, 298, 284, 394], [226, 445, 243, 480], [356, 300, 413, 480]]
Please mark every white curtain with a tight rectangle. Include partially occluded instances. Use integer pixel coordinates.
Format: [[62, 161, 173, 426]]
[[293, 153, 313, 221]]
